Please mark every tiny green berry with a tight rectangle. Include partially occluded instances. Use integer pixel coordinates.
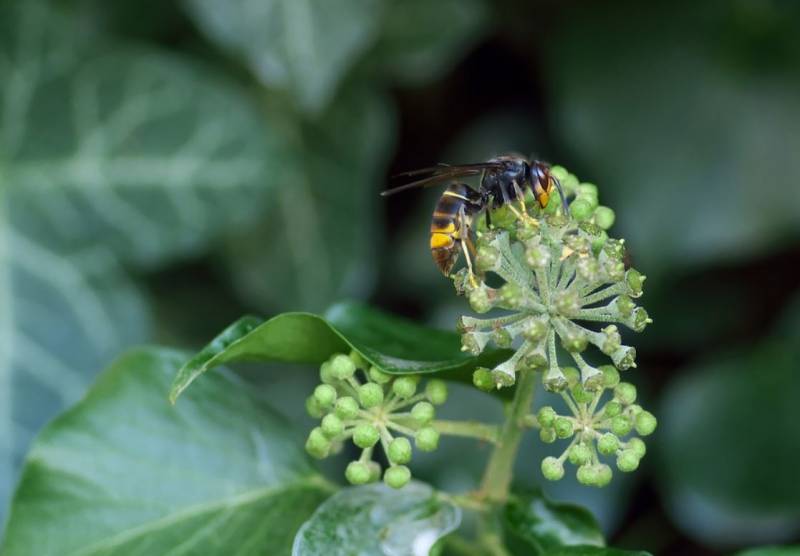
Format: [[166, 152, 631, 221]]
[[369, 366, 391, 384], [392, 376, 417, 399], [473, 368, 494, 392], [319, 361, 335, 384], [571, 383, 594, 404], [614, 382, 637, 405], [345, 461, 371, 485], [468, 287, 492, 314], [611, 414, 633, 437], [568, 443, 592, 466], [594, 206, 615, 230], [305, 396, 324, 418], [353, 424, 380, 449], [411, 401, 435, 425], [416, 426, 440, 452], [329, 353, 356, 380], [627, 437, 647, 458], [600, 365, 620, 389], [321, 414, 344, 438], [617, 449, 640, 472], [305, 427, 331, 459], [541, 456, 565, 481], [539, 427, 557, 443], [334, 396, 359, 420], [595, 463, 613, 486], [358, 383, 384, 408], [537, 406, 556, 428], [384, 465, 411, 489], [313, 384, 337, 409], [570, 198, 593, 221], [603, 400, 623, 418], [576, 464, 598, 486], [388, 437, 412, 465], [577, 182, 599, 199], [425, 379, 448, 405], [635, 411, 658, 436], [554, 417, 574, 439], [367, 461, 382, 483], [597, 432, 620, 455]]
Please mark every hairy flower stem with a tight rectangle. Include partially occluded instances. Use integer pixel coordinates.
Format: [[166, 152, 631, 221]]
[[478, 368, 537, 502]]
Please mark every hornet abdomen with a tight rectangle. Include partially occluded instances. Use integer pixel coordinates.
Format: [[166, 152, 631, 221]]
[[430, 183, 481, 276]]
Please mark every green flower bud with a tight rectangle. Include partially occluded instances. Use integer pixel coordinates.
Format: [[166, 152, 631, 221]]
[[476, 244, 500, 272], [313, 384, 337, 409], [597, 432, 620, 455], [367, 461, 382, 483], [591, 230, 609, 254], [614, 382, 637, 405], [603, 400, 623, 418], [334, 396, 360, 420], [523, 318, 549, 342], [559, 328, 588, 352], [416, 427, 440, 452], [305, 396, 324, 418], [525, 243, 551, 269], [473, 368, 494, 392], [635, 411, 658, 436], [330, 353, 356, 380], [369, 365, 391, 384], [539, 427, 557, 443], [576, 257, 600, 282], [305, 427, 331, 459], [468, 287, 493, 314], [595, 463, 613, 486], [600, 365, 620, 389], [411, 401, 435, 425], [384, 465, 411, 489], [541, 456, 565, 481], [392, 376, 417, 399], [628, 307, 652, 332], [568, 443, 592, 466], [345, 461, 371, 485], [625, 269, 646, 297], [321, 414, 344, 438], [627, 404, 643, 418], [571, 383, 594, 404], [358, 383, 384, 408], [576, 464, 599, 486], [388, 437, 412, 465], [577, 183, 599, 199], [499, 282, 524, 309], [611, 414, 633, 437], [615, 295, 636, 318], [348, 349, 368, 371], [461, 331, 489, 355], [492, 327, 513, 348], [537, 406, 557, 428], [594, 206, 615, 230], [604, 259, 626, 282], [319, 361, 335, 384], [554, 417, 574, 439], [570, 198, 593, 221], [600, 325, 622, 355], [425, 379, 448, 405], [617, 450, 640, 472], [627, 437, 647, 458], [612, 346, 637, 370], [562, 366, 580, 387], [603, 238, 626, 261], [353, 424, 380, 448], [554, 290, 581, 317]]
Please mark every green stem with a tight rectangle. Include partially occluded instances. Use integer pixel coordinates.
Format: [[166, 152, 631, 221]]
[[478, 368, 538, 502], [433, 419, 500, 443]]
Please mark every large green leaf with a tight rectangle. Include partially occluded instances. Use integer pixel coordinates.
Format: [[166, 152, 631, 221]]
[[1, 347, 332, 555], [542, 548, 651, 556], [658, 341, 800, 546], [292, 481, 460, 556], [736, 548, 800, 556], [183, 0, 384, 114], [0, 0, 274, 523], [503, 489, 605, 554], [169, 301, 511, 403]]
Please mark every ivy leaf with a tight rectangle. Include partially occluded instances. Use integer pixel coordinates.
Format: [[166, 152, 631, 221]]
[[292, 481, 460, 556], [1, 347, 332, 555], [735, 548, 800, 556], [541, 548, 651, 556], [503, 489, 605, 554], [0, 0, 274, 523], [658, 341, 800, 546], [169, 301, 511, 403], [183, 0, 385, 114]]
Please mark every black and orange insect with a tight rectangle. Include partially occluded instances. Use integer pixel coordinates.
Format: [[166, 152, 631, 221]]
[[382, 155, 567, 277]]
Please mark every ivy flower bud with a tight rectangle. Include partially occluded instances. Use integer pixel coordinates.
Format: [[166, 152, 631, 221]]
[[635, 411, 658, 436], [348, 349, 368, 371], [539, 428, 557, 443], [627, 437, 647, 458], [411, 401, 435, 425], [599, 325, 622, 355], [388, 437, 412, 465], [358, 383, 384, 408], [614, 383, 637, 405], [305, 396, 324, 418], [368, 461, 382, 483], [305, 427, 331, 459], [626, 307, 652, 332], [596, 463, 613, 486], [559, 328, 588, 352], [523, 318, 549, 342], [468, 287, 493, 314], [570, 198, 594, 221], [462, 331, 490, 355], [369, 365, 391, 384], [617, 450, 640, 472], [334, 396, 359, 420], [473, 368, 494, 392], [603, 400, 623, 418], [525, 243, 551, 269], [313, 384, 337, 409], [611, 346, 637, 370], [594, 206, 615, 230], [475, 244, 500, 272], [554, 290, 580, 317], [499, 282, 524, 309], [537, 406, 556, 428], [570, 383, 594, 404], [568, 443, 592, 466], [541, 456, 565, 481], [600, 365, 620, 388], [321, 414, 344, 438], [353, 424, 380, 449], [319, 361, 335, 384], [597, 432, 620, 455], [554, 417, 574, 439], [492, 327, 513, 348], [345, 461, 371, 485], [425, 379, 448, 405], [576, 464, 598, 486], [415, 427, 440, 452], [384, 465, 411, 489], [329, 353, 356, 380], [611, 414, 633, 437], [392, 376, 417, 399], [625, 269, 646, 297]]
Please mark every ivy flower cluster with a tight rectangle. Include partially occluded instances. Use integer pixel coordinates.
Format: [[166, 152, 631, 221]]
[[305, 351, 448, 489]]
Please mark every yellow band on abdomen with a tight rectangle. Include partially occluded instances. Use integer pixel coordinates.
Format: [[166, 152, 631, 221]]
[[430, 233, 454, 249]]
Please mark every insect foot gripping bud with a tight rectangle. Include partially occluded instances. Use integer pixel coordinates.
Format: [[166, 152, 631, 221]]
[[303, 353, 455, 488], [446, 166, 655, 488]]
